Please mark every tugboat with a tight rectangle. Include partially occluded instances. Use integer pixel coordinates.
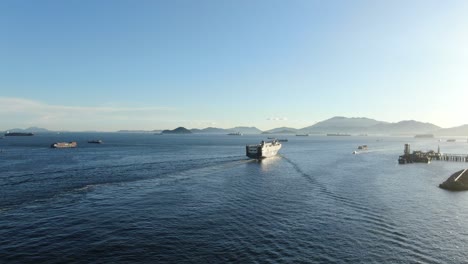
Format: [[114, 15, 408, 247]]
[[246, 139, 282, 159], [51, 142, 77, 148]]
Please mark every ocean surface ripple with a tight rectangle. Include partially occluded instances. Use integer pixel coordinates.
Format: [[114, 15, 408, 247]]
[[1, 133, 467, 263]]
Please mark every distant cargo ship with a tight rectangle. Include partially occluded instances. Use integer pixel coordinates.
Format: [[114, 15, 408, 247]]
[[4, 132, 34, 136], [269, 137, 288, 142], [447, 139, 456, 142], [327, 133, 351, 136], [228, 132, 243, 136], [296, 134, 309, 136], [88, 140, 103, 144], [246, 140, 281, 159], [51, 142, 77, 148], [415, 134, 434, 138]]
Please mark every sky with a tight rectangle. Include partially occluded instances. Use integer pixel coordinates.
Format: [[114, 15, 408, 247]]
[[1, 0, 467, 131]]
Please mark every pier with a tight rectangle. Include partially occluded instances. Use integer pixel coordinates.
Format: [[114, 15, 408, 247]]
[[437, 154, 468, 162]]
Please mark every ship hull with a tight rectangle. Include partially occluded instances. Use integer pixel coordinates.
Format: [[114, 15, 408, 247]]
[[5, 132, 34, 136]]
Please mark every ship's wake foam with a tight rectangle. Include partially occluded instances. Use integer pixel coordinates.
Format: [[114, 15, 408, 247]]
[[279, 154, 439, 264], [0, 155, 251, 211]]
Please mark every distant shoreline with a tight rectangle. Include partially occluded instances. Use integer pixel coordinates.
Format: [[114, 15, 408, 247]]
[[4, 116, 468, 136]]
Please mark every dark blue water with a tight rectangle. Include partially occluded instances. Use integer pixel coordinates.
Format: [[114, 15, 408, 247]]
[[1, 133, 468, 263]]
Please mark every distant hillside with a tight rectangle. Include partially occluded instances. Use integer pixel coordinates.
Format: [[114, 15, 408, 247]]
[[299, 116, 386, 133], [227, 126, 262, 134], [191, 127, 228, 134], [436, 124, 468, 136], [162, 127, 192, 134], [263, 127, 299, 134], [190, 128, 203, 133], [368, 120, 440, 135], [7, 127, 50, 133], [295, 117, 441, 135], [189, 126, 262, 134]]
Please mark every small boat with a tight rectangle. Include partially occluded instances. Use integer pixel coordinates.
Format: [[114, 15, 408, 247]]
[[51, 142, 77, 148], [88, 140, 103, 144], [352, 151, 358, 155], [278, 139, 288, 142], [447, 139, 456, 142], [358, 145, 368, 150]]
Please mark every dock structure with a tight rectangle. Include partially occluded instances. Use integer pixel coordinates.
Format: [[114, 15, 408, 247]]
[[398, 144, 432, 164], [398, 144, 468, 164], [438, 154, 468, 162]]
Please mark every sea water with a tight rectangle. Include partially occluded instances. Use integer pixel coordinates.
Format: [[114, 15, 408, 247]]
[[1, 133, 467, 263]]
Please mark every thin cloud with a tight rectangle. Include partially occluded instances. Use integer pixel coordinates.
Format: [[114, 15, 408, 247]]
[[0, 97, 174, 114], [0, 97, 177, 131], [267, 117, 288, 121]]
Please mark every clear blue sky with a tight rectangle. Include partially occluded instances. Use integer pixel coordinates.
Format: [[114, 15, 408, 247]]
[[1, 0, 467, 131]]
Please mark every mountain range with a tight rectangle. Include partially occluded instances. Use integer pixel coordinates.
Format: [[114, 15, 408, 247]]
[[298, 117, 442, 135], [5, 117, 468, 136]]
